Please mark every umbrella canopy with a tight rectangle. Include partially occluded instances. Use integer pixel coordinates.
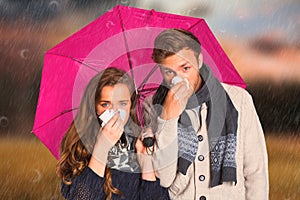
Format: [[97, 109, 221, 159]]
[[32, 5, 246, 159]]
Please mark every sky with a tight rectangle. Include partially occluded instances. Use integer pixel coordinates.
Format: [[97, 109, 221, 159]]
[[1, 0, 299, 43], [136, 0, 300, 42]]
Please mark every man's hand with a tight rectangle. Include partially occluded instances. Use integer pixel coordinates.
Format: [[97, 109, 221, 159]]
[[160, 81, 193, 120], [136, 128, 156, 181]]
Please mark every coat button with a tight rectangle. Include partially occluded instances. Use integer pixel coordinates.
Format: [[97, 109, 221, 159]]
[[199, 196, 206, 200], [198, 135, 203, 142], [199, 175, 205, 181], [198, 155, 204, 161]]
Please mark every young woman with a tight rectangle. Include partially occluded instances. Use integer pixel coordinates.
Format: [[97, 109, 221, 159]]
[[57, 67, 169, 200]]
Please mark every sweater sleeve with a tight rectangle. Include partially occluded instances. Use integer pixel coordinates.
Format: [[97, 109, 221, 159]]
[[139, 178, 170, 200], [61, 167, 106, 200], [242, 91, 269, 200], [153, 116, 179, 187]]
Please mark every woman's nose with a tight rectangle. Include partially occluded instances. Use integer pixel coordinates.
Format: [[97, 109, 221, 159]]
[[110, 104, 118, 111]]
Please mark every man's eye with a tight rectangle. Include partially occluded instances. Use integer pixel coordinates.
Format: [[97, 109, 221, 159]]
[[183, 66, 190, 71], [120, 102, 128, 106], [165, 70, 174, 75], [120, 101, 129, 106]]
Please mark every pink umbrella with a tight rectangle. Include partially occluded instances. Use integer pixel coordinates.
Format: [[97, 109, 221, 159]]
[[32, 5, 246, 159]]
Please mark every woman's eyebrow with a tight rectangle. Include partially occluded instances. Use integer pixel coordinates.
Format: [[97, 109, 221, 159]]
[[98, 100, 110, 103]]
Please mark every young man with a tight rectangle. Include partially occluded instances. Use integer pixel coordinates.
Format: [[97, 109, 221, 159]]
[[151, 29, 269, 199]]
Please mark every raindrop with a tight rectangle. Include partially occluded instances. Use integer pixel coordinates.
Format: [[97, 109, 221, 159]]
[[32, 169, 42, 183], [48, 0, 60, 12], [120, 0, 130, 6], [0, 116, 9, 128], [106, 21, 115, 29], [20, 49, 29, 60], [185, 22, 192, 29]]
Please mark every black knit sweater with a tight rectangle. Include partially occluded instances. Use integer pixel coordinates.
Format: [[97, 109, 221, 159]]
[[61, 167, 170, 200]]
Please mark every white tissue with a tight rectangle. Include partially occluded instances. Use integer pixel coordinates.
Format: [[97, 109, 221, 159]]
[[99, 109, 126, 127], [171, 76, 189, 89]]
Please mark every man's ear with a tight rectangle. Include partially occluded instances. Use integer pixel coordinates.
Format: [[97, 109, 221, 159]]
[[198, 53, 203, 69]]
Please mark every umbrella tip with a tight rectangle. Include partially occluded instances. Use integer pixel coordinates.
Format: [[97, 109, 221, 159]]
[[151, 8, 156, 15]]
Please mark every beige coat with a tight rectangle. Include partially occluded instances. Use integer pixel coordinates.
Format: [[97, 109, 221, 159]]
[[153, 84, 269, 200]]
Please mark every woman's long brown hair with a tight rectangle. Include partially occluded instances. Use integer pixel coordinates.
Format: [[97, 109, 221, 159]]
[[56, 67, 139, 199]]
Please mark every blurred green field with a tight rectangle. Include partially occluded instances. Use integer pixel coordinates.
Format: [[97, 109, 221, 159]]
[[0, 134, 299, 200]]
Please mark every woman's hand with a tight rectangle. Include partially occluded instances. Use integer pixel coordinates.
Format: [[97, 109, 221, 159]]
[[88, 113, 124, 177], [101, 113, 125, 146]]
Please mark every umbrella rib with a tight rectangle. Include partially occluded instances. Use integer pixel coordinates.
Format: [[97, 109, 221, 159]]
[[186, 19, 203, 31], [137, 64, 160, 92], [33, 108, 78, 132], [140, 86, 159, 94], [72, 58, 100, 73], [116, 6, 138, 94], [46, 52, 100, 73]]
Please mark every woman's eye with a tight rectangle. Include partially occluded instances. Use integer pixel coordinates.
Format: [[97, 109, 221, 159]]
[[100, 103, 109, 108]]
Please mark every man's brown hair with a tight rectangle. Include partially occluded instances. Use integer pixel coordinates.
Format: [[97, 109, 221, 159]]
[[152, 28, 202, 64]]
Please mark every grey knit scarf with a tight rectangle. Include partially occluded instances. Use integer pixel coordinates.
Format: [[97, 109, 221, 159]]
[[106, 130, 140, 173], [153, 64, 238, 187]]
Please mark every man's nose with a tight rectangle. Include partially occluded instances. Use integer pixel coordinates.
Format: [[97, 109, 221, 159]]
[[175, 71, 184, 79]]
